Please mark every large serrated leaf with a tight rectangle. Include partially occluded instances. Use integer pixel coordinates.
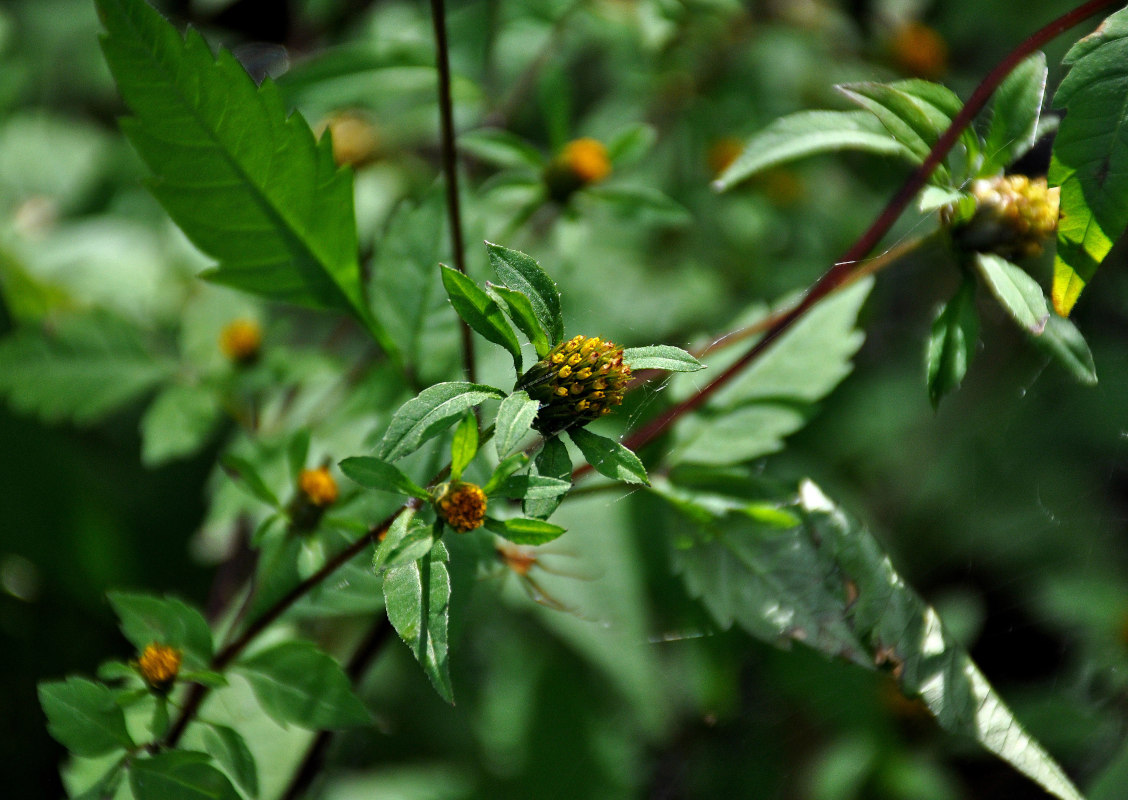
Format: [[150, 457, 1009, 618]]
[[376, 382, 506, 463], [384, 540, 453, 703], [0, 314, 174, 425], [485, 242, 564, 346], [668, 278, 871, 466], [95, 0, 396, 357], [38, 678, 135, 757], [837, 83, 947, 169], [493, 391, 539, 458], [714, 110, 916, 191], [129, 751, 240, 800], [1048, 7, 1128, 316], [665, 479, 1084, 800]]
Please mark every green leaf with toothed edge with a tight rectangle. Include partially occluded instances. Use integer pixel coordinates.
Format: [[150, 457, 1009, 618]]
[[107, 591, 214, 667], [485, 242, 565, 346], [982, 53, 1048, 175], [377, 382, 506, 463], [94, 0, 398, 363], [449, 412, 479, 481], [487, 283, 552, 358], [568, 428, 648, 486], [440, 265, 523, 373], [663, 478, 1085, 800], [38, 678, 134, 757], [339, 456, 431, 500], [494, 391, 540, 459], [622, 345, 704, 373], [129, 751, 240, 800], [383, 540, 453, 703], [925, 277, 978, 409], [485, 516, 567, 546]]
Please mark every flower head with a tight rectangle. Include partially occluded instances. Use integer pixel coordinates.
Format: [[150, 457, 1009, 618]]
[[517, 335, 631, 434], [544, 138, 612, 202], [436, 481, 487, 533], [136, 643, 182, 693], [319, 111, 380, 168], [889, 21, 948, 80], [945, 175, 1060, 259], [219, 319, 262, 365], [299, 467, 339, 507]]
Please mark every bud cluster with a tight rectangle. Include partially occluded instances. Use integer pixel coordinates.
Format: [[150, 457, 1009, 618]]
[[436, 481, 487, 533], [518, 335, 631, 434], [945, 175, 1060, 259]]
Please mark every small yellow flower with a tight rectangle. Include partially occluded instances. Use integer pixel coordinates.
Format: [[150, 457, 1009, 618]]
[[219, 319, 262, 365], [544, 138, 612, 202], [889, 21, 948, 80], [318, 111, 380, 168], [945, 175, 1060, 259], [136, 643, 182, 693], [517, 335, 632, 434], [436, 481, 487, 533], [299, 467, 339, 507]]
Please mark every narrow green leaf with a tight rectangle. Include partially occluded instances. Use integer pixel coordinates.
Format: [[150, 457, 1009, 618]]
[[219, 454, 281, 509], [523, 437, 571, 519], [140, 384, 221, 467], [377, 382, 505, 463], [622, 345, 704, 373], [1033, 312, 1098, 386], [667, 480, 1085, 800], [440, 265, 522, 372], [1049, 7, 1128, 315], [287, 429, 311, 483], [925, 278, 978, 409], [458, 127, 545, 170], [384, 540, 454, 703], [486, 283, 551, 358], [339, 456, 430, 500], [373, 512, 435, 572], [568, 428, 649, 486], [494, 391, 540, 459], [95, 0, 397, 358], [450, 412, 479, 482], [107, 592, 214, 667], [983, 53, 1047, 174], [974, 253, 1048, 333], [493, 474, 572, 501], [485, 516, 567, 545], [482, 452, 530, 496], [485, 242, 565, 346], [0, 313, 174, 425], [200, 724, 258, 798], [39, 678, 134, 757], [606, 122, 657, 167], [129, 751, 240, 800], [714, 110, 916, 191], [237, 641, 371, 729], [837, 82, 946, 173]]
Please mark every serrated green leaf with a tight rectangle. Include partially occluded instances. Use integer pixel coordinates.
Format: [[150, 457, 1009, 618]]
[[485, 242, 564, 346], [339, 456, 430, 500], [1049, 7, 1128, 316], [237, 641, 371, 729], [714, 110, 916, 191], [837, 82, 947, 176], [494, 474, 572, 501], [485, 516, 567, 545], [458, 127, 545, 170], [95, 0, 397, 358], [486, 283, 551, 358], [200, 724, 258, 798], [377, 382, 505, 463], [0, 313, 174, 425], [622, 345, 704, 373], [129, 751, 240, 800], [983, 53, 1047, 174], [140, 384, 222, 467], [440, 265, 522, 372], [384, 540, 453, 703], [494, 391, 539, 458], [668, 278, 871, 466], [219, 454, 281, 509], [523, 437, 571, 519], [568, 428, 649, 485], [926, 277, 978, 408], [107, 591, 214, 667], [450, 412, 479, 481], [373, 512, 435, 572], [38, 678, 134, 757], [606, 122, 656, 167], [666, 480, 1084, 800]]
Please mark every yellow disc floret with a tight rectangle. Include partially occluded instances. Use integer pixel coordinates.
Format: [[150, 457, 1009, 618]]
[[544, 138, 612, 202], [299, 467, 339, 507], [136, 643, 182, 693], [219, 319, 262, 365], [945, 175, 1061, 259], [517, 335, 632, 434], [436, 481, 487, 533]]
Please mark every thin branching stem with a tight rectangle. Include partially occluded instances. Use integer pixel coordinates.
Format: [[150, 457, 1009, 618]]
[[430, 0, 476, 383]]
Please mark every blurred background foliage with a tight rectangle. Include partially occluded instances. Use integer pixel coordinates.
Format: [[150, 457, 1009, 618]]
[[3, 0, 1128, 797]]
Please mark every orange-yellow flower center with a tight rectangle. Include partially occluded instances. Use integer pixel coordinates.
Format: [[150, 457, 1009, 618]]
[[137, 643, 182, 691], [219, 319, 262, 364], [517, 335, 632, 434], [946, 175, 1060, 259], [299, 467, 339, 507], [561, 138, 612, 185], [437, 482, 487, 533]]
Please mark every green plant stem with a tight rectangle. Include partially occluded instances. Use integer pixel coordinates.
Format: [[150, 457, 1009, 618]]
[[430, 0, 476, 383], [579, 0, 1120, 475]]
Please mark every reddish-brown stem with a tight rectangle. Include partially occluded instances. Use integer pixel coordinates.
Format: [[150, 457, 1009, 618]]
[[575, 0, 1119, 479], [430, 0, 476, 383]]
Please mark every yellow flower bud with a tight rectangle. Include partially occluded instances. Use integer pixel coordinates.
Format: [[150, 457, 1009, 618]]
[[517, 335, 632, 434], [219, 319, 262, 365], [136, 643, 182, 693], [436, 481, 488, 533]]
